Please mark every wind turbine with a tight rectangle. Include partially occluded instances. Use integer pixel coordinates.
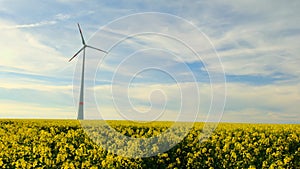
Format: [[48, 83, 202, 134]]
[[69, 23, 107, 120]]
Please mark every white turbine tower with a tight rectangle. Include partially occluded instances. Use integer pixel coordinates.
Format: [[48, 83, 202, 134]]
[[69, 23, 107, 120]]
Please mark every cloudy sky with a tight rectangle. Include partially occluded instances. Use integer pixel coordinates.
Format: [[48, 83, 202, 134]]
[[0, 0, 299, 123]]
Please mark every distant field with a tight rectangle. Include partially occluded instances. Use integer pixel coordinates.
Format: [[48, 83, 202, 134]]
[[0, 120, 299, 168]]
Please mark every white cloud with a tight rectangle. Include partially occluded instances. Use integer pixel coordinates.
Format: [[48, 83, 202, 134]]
[[206, 2, 299, 78], [0, 19, 70, 75], [93, 82, 223, 121], [0, 78, 73, 92], [54, 13, 71, 20], [0, 20, 57, 29], [163, 0, 300, 79], [222, 83, 300, 123], [91, 82, 299, 123], [85, 12, 224, 85], [208, 23, 300, 77], [0, 101, 75, 119]]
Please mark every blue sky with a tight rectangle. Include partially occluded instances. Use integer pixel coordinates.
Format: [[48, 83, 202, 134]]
[[0, 0, 299, 123]]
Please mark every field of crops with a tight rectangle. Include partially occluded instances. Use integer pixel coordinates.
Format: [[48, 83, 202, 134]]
[[0, 120, 299, 168]]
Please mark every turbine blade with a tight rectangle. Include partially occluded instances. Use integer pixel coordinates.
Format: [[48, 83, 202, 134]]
[[69, 46, 85, 62], [86, 45, 108, 54], [77, 23, 86, 45]]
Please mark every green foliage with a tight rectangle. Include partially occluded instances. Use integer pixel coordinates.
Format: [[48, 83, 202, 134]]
[[0, 120, 299, 168]]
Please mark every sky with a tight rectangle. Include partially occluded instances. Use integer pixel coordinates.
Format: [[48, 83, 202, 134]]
[[0, 0, 299, 123]]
